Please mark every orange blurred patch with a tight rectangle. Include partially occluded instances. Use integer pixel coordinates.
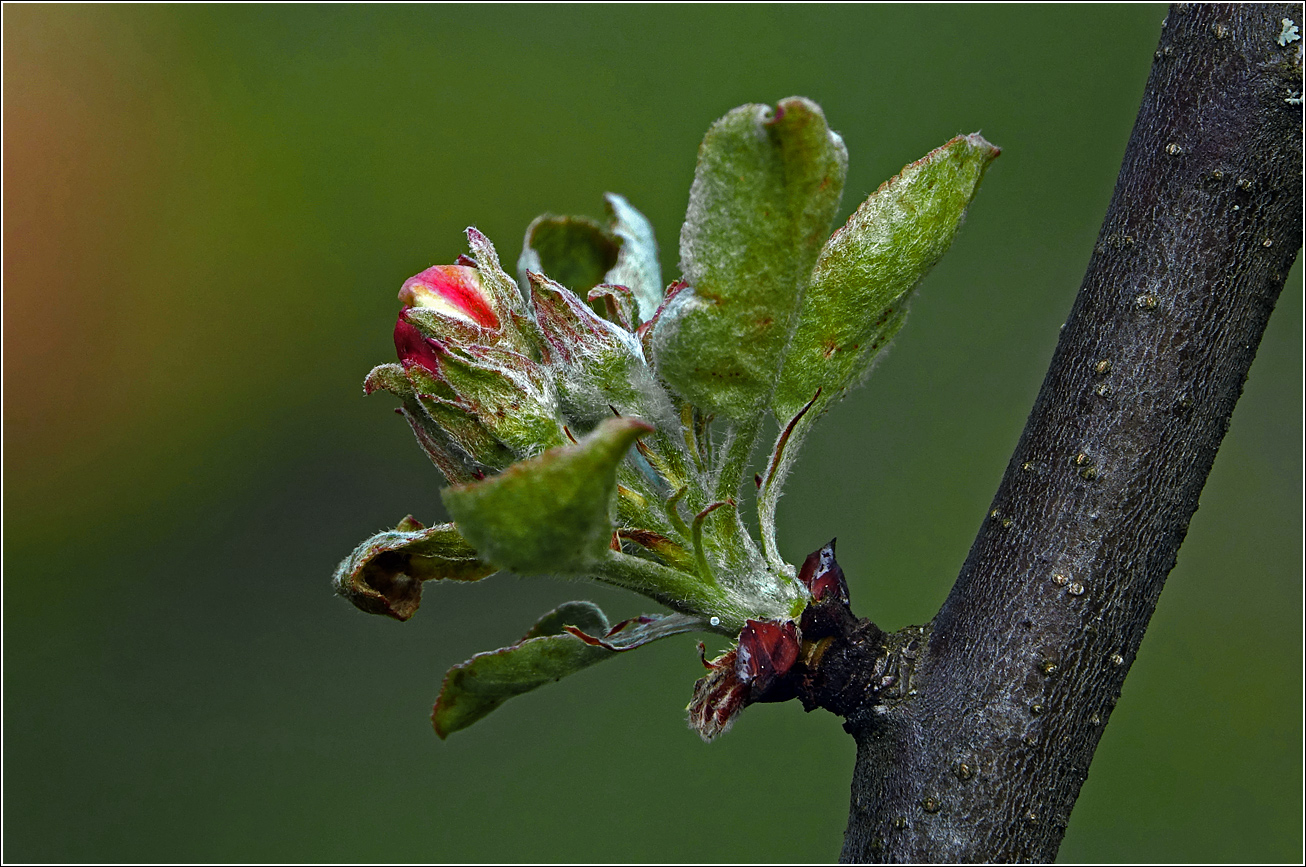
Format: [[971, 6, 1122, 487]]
[[3, 9, 174, 505]]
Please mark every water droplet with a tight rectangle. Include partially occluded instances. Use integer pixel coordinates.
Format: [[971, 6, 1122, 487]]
[[1052, 573, 1069, 587], [1068, 582, 1085, 596], [1021, 460, 1035, 472], [1094, 359, 1112, 375], [1165, 142, 1183, 155], [1135, 293, 1159, 310], [1237, 178, 1253, 191], [1090, 712, 1101, 725], [892, 816, 907, 829], [1001, 516, 1014, 529], [1212, 21, 1228, 38], [1040, 660, 1059, 676], [955, 762, 975, 781], [1263, 238, 1274, 248], [1025, 810, 1039, 824], [709, 616, 720, 627], [1031, 703, 1045, 715], [990, 508, 1002, 520], [921, 797, 941, 813], [1110, 652, 1124, 666], [1095, 383, 1111, 397]]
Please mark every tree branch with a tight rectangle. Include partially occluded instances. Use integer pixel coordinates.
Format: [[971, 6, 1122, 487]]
[[831, 5, 1302, 861]]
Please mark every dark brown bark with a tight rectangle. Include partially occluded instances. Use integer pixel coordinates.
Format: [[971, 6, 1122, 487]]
[[822, 5, 1301, 862]]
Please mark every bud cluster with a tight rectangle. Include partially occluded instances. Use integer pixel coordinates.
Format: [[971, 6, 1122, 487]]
[[333, 97, 998, 740]]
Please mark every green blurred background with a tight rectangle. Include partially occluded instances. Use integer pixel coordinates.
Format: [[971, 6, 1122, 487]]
[[4, 4, 1300, 863]]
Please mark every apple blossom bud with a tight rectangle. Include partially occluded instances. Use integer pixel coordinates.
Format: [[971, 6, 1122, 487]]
[[399, 265, 500, 328]]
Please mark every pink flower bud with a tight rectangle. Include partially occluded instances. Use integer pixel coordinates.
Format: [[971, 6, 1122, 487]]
[[393, 316, 443, 376], [399, 265, 499, 329]]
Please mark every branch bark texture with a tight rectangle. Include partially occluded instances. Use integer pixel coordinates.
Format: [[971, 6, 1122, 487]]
[[838, 6, 1302, 861]]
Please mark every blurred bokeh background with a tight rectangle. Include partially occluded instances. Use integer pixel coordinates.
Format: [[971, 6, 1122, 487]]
[[4, 4, 1300, 863]]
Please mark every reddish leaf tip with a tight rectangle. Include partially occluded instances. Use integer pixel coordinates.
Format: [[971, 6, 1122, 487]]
[[797, 539, 850, 605]]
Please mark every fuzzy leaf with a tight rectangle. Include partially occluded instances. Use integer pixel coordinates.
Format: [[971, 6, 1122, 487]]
[[530, 273, 677, 432], [441, 417, 653, 574], [432, 603, 703, 737], [520, 599, 611, 640], [518, 215, 619, 296], [422, 338, 566, 461], [651, 97, 848, 422], [518, 195, 664, 325], [364, 362, 482, 483], [602, 193, 663, 322], [587, 283, 639, 332], [333, 517, 495, 621], [772, 133, 1000, 420], [432, 602, 613, 738]]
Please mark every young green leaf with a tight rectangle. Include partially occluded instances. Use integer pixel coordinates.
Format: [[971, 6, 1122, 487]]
[[332, 517, 495, 621], [441, 416, 653, 574], [432, 601, 613, 738], [651, 97, 848, 423], [602, 192, 664, 323], [518, 215, 619, 297], [517, 194, 663, 323], [432, 602, 704, 737], [529, 272, 678, 433], [772, 133, 1000, 421]]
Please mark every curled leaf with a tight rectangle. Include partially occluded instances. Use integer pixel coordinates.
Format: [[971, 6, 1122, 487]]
[[517, 194, 664, 324], [518, 215, 619, 296], [364, 362, 482, 484], [565, 611, 702, 651], [587, 283, 639, 332], [332, 518, 495, 621]]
